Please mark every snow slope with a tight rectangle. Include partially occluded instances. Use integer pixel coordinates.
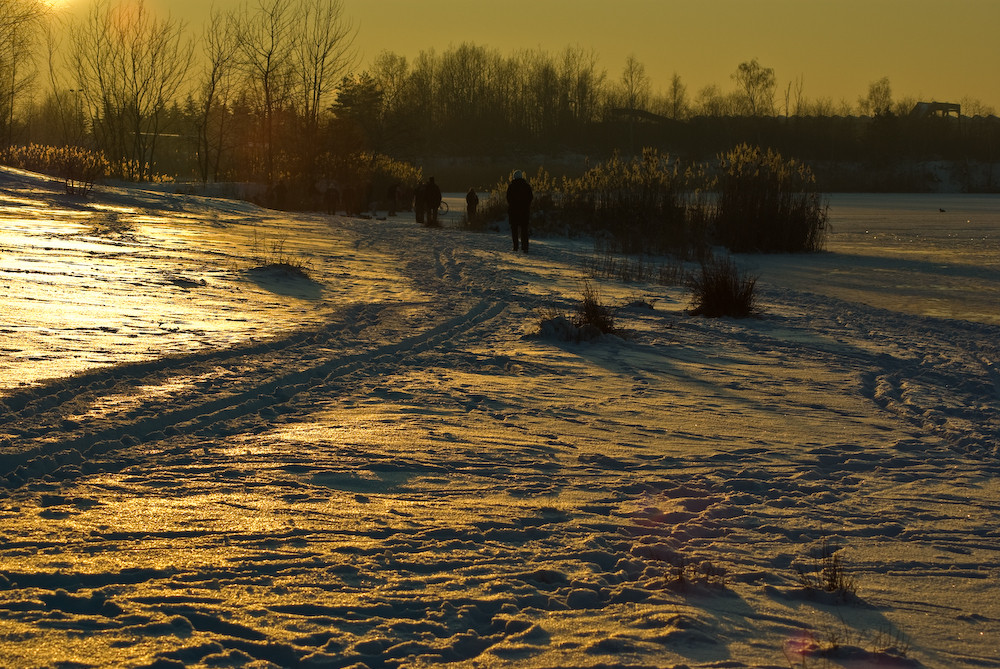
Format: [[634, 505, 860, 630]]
[[0, 168, 998, 668]]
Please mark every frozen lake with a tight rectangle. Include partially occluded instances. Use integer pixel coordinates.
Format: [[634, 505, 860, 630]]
[[744, 192, 1000, 326]]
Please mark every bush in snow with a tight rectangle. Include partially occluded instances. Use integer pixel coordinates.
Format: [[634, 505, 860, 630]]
[[573, 280, 619, 335], [536, 281, 625, 342], [246, 229, 312, 279], [686, 255, 758, 318], [796, 539, 857, 599]]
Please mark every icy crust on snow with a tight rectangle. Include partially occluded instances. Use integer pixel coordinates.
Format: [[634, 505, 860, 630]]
[[0, 168, 418, 389], [0, 169, 998, 667]]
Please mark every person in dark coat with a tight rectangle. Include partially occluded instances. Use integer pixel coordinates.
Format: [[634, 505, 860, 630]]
[[413, 181, 427, 225], [387, 182, 400, 216], [466, 188, 479, 223], [324, 184, 340, 215], [425, 176, 442, 227], [272, 179, 288, 210], [506, 170, 533, 252]]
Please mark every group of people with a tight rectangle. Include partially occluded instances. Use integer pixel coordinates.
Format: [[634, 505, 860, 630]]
[[410, 171, 534, 252], [412, 177, 442, 226]]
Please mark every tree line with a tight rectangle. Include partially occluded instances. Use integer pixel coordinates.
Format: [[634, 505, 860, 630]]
[[1, 0, 997, 191]]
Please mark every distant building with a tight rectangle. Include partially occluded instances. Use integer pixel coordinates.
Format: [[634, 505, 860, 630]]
[[910, 101, 961, 118]]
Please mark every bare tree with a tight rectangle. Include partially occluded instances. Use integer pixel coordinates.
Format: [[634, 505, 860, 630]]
[[42, 21, 87, 146], [218, 0, 356, 182], [403, 49, 436, 150], [695, 84, 733, 117], [666, 72, 687, 120], [0, 0, 47, 147], [523, 48, 561, 136], [960, 96, 995, 117], [232, 0, 297, 183], [484, 51, 521, 148], [784, 74, 805, 117], [194, 8, 239, 182], [560, 46, 605, 126], [732, 58, 775, 116], [804, 96, 835, 117], [858, 76, 892, 117], [369, 50, 414, 152], [294, 0, 356, 136], [371, 51, 408, 112], [436, 43, 493, 139], [70, 0, 192, 181], [616, 54, 650, 154], [618, 54, 650, 112], [893, 95, 918, 117]]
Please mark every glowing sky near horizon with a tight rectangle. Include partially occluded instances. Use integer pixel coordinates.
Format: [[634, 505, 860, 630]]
[[67, 0, 999, 111]]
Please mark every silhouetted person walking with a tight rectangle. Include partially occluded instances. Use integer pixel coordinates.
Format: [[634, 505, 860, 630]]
[[425, 176, 442, 227], [466, 188, 479, 223], [414, 180, 427, 225], [271, 179, 288, 210], [506, 170, 533, 252], [324, 185, 340, 214], [387, 182, 401, 216]]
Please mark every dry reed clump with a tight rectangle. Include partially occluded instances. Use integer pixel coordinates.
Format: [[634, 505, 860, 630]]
[[480, 144, 828, 258], [712, 143, 829, 253], [558, 149, 709, 256], [1, 144, 110, 195], [795, 540, 858, 599], [536, 280, 627, 342], [686, 255, 759, 318], [478, 154, 710, 256], [246, 230, 312, 279], [572, 280, 618, 335]]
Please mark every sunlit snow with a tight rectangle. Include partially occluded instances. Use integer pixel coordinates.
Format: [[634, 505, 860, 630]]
[[0, 167, 997, 668]]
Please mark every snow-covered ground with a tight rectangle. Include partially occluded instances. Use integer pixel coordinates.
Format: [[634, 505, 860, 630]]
[[0, 167, 998, 668]]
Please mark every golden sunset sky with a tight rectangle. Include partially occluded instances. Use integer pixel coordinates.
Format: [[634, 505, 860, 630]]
[[66, 0, 1000, 111]]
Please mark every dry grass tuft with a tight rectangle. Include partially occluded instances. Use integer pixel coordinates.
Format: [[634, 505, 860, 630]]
[[686, 255, 758, 318]]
